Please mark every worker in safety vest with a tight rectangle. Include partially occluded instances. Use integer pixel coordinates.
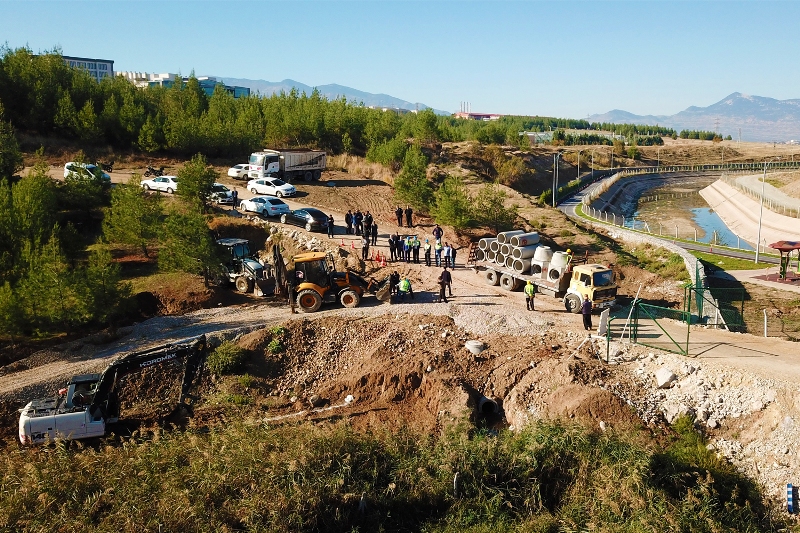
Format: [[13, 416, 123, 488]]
[[423, 239, 432, 266], [396, 277, 414, 302], [434, 240, 443, 267], [524, 280, 536, 311], [411, 236, 421, 263]]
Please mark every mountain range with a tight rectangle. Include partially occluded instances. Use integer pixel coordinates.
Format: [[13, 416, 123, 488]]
[[216, 77, 450, 115], [588, 93, 800, 143]]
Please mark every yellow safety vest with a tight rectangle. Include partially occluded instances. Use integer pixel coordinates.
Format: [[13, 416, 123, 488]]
[[399, 279, 411, 292], [524, 283, 536, 296]]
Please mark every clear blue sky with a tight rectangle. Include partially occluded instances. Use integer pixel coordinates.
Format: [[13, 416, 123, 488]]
[[2, 1, 797, 118]]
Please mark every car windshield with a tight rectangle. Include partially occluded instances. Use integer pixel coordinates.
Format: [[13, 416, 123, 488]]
[[231, 243, 250, 259], [249, 155, 265, 165], [212, 185, 229, 192], [272, 179, 286, 186], [593, 270, 614, 287]]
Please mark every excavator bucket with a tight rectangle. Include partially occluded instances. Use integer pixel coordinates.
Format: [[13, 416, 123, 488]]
[[375, 277, 392, 302]]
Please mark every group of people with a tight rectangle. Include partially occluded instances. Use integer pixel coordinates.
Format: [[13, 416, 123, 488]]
[[345, 210, 378, 243], [395, 206, 414, 228], [388, 265, 453, 303], [386, 225, 457, 268]]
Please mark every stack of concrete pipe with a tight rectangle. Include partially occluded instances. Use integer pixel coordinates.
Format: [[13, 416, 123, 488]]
[[484, 230, 542, 274]]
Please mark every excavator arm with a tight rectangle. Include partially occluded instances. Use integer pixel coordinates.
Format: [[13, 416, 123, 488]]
[[89, 336, 208, 422]]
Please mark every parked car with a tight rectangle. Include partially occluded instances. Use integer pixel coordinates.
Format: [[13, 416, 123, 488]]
[[246, 177, 296, 198], [141, 175, 179, 194], [64, 162, 111, 182], [227, 164, 250, 180], [280, 208, 328, 232], [209, 183, 234, 204], [239, 196, 290, 217]]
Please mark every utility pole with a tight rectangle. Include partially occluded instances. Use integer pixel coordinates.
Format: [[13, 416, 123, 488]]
[[755, 161, 767, 264]]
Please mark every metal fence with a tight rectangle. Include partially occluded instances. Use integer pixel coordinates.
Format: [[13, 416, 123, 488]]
[[605, 302, 690, 356]]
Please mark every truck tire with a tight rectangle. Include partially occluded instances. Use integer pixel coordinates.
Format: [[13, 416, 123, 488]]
[[297, 289, 322, 312], [339, 289, 361, 308], [235, 276, 254, 293], [314, 170, 321, 180], [484, 269, 501, 286], [500, 274, 521, 291], [565, 294, 582, 314], [304, 171, 313, 182]]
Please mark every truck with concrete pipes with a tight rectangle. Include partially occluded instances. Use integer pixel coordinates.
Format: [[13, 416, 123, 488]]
[[466, 230, 618, 313]]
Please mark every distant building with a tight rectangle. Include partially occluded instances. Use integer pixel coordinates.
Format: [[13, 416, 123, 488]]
[[454, 111, 502, 121], [367, 105, 413, 115], [62, 55, 114, 83], [116, 72, 250, 98]]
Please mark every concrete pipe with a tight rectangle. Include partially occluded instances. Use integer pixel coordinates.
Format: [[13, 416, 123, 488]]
[[486, 250, 496, 262], [533, 245, 553, 263], [478, 396, 499, 415], [479, 238, 496, 251], [509, 232, 540, 247], [513, 258, 531, 273], [496, 230, 524, 244], [494, 253, 506, 266], [474, 248, 485, 262], [489, 240, 501, 252], [551, 251, 569, 268], [500, 243, 511, 256], [511, 244, 539, 259], [504, 255, 515, 268]]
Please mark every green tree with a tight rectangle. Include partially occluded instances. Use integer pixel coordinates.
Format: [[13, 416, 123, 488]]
[[138, 114, 162, 152], [54, 91, 78, 134], [393, 146, 432, 211], [496, 156, 528, 187], [82, 244, 131, 325], [432, 176, 473, 231], [0, 281, 22, 343], [75, 100, 101, 142], [474, 184, 518, 233], [159, 208, 219, 274], [103, 175, 163, 257], [413, 108, 440, 145], [0, 118, 23, 179], [177, 153, 217, 211], [60, 151, 108, 212]]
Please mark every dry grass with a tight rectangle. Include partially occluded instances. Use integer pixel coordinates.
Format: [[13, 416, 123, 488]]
[[328, 154, 396, 183]]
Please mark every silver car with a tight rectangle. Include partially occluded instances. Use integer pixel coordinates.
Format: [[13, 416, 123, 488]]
[[239, 196, 290, 217], [246, 177, 296, 198]]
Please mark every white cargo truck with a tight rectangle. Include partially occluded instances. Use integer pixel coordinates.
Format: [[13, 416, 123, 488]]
[[248, 149, 327, 182]]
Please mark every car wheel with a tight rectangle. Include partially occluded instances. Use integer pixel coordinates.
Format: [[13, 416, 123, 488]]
[[297, 289, 322, 313], [250, 188, 257, 194], [276, 191, 283, 198], [305, 222, 313, 231], [144, 171, 151, 177], [280, 214, 288, 224], [339, 290, 361, 308], [565, 294, 582, 314], [235, 276, 254, 293], [166, 187, 174, 194], [142, 184, 151, 191]]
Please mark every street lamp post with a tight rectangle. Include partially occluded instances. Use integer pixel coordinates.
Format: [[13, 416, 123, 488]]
[[577, 150, 580, 182], [552, 152, 562, 207], [657, 147, 661, 168], [591, 150, 595, 180], [755, 161, 768, 264]]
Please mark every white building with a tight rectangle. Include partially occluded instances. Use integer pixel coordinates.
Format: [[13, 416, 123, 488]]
[[62, 56, 114, 83]]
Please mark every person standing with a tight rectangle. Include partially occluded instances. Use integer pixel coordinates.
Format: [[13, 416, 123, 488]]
[[432, 224, 443, 242], [388, 233, 398, 261], [327, 214, 334, 238], [451, 246, 457, 268], [354, 210, 364, 235], [443, 242, 452, 269], [361, 235, 370, 261], [371, 222, 378, 246], [389, 270, 400, 295], [364, 211, 373, 233], [437, 272, 449, 303], [524, 280, 536, 311], [440, 266, 452, 297], [395, 206, 403, 227], [434, 240, 443, 267], [403, 236, 412, 262], [231, 188, 239, 208], [404, 205, 413, 227], [411, 235, 421, 264], [423, 239, 432, 266], [345, 210, 353, 235], [581, 295, 593, 331]]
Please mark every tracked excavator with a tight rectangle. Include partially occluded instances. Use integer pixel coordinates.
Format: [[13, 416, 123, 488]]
[[18, 336, 208, 444]]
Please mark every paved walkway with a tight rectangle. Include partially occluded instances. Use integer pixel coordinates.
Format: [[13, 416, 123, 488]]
[[710, 266, 800, 294]]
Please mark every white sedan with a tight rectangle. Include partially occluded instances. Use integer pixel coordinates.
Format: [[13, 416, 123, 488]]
[[64, 162, 110, 182], [246, 177, 296, 197], [141, 175, 179, 194], [227, 164, 249, 180], [239, 196, 290, 217]]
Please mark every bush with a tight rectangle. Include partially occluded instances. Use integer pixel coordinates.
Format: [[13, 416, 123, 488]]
[[267, 338, 284, 354], [207, 341, 248, 375]]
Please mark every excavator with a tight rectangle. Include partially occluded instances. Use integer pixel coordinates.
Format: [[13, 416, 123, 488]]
[[18, 336, 208, 444], [291, 251, 391, 312]]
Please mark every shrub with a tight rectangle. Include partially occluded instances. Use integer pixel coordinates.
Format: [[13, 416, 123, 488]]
[[267, 338, 284, 354], [207, 341, 248, 375]]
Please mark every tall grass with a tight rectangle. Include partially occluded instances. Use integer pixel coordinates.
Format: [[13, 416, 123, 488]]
[[0, 420, 780, 532], [328, 154, 396, 184]]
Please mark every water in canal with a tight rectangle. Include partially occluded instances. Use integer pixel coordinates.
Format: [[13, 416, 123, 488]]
[[689, 207, 754, 251]]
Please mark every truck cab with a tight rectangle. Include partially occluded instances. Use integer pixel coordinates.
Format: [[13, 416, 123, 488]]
[[564, 264, 617, 313]]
